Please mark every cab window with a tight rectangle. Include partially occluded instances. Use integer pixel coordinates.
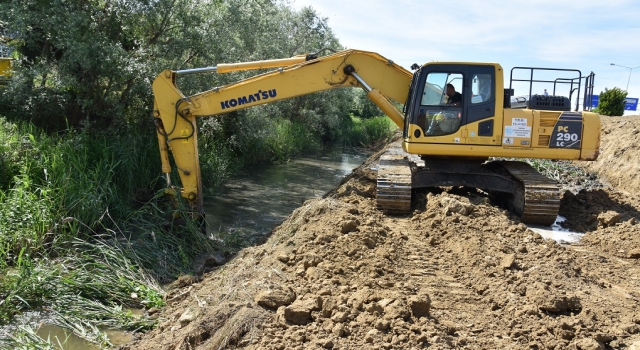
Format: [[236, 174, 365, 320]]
[[471, 74, 492, 104], [416, 72, 463, 136], [421, 72, 463, 105]]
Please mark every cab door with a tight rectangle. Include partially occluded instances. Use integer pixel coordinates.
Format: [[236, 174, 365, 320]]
[[406, 64, 468, 141], [464, 65, 496, 140]]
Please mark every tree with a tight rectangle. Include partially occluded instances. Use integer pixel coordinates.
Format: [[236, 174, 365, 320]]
[[594, 87, 627, 116], [0, 0, 345, 132], [0, 0, 210, 129]]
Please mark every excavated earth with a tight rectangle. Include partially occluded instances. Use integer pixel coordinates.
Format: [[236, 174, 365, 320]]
[[123, 116, 640, 350]]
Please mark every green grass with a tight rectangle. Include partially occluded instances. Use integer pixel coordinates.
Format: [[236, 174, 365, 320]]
[[0, 117, 219, 348], [265, 119, 322, 162], [343, 115, 397, 147], [0, 111, 394, 348]]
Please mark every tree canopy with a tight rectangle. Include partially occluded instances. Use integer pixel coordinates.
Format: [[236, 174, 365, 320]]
[[0, 0, 370, 132]]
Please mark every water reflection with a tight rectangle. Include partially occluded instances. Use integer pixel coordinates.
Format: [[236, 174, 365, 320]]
[[204, 147, 371, 236], [528, 216, 584, 244], [35, 325, 133, 350], [36, 325, 96, 350]]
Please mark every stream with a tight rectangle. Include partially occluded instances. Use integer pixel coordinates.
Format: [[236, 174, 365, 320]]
[[203, 147, 372, 239]]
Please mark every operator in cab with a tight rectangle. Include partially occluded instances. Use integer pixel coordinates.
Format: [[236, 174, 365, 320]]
[[446, 84, 462, 105]]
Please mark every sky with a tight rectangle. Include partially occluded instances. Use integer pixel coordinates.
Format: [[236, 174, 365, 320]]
[[290, 0, 640, 114]]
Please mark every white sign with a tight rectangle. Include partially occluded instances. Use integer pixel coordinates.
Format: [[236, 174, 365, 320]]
[[511, 118, 528, 127], [505, 125, 531, 138]]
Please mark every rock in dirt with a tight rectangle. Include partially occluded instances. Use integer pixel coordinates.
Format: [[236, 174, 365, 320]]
[[383, 299, 410, 320], [166, 274, 199, 290], [628, 249, 640, 259], [408, 293, 431, 318], [500, 253, 516, 269], [441, 320, 458, 335], [597, 210, 621, 228], [364, 329, 379, 343], [375, 319, 391, 331], [618, 323, 639, 334], [283, 296, 322, 325], [535, 293, 582, 313], [303, 254, 322, 269], [332, 323, 346, 337], [178, 306, 198, 327], [276, 253, 289, 263], [341, 219, 360, 233], [574, 337, 605, 350], [440, 196, 474, 216], [193, 252, 225, 275], [254, 287, 296, 309]]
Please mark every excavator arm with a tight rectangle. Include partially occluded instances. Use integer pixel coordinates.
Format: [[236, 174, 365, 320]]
[[152, 49, 412, 211]]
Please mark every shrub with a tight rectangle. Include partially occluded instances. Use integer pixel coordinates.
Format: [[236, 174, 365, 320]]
[[594, 87, 627, 116], [343, 115, 396, 146]]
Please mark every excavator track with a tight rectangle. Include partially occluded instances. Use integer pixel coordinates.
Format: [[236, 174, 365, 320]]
[[499, 161, 560, 226], [374, 142, 561, 224], [376, 154, 412, 215]]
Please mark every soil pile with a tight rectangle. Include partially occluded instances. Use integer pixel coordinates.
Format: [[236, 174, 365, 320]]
[[579, 116, 640, 195], [124, 117, 640, 350]]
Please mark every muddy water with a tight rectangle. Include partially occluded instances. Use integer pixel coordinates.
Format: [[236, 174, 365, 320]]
[[43, 311, 138, 349], [0, 310, 134, 349], [204, 147, 372, 238], [36, 325, 132, 349], [35, 325, 95, 350], [527, 215, 584, 244]]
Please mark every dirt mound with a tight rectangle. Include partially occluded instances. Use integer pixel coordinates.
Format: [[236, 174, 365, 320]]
[[123, 118, 640, 350], [579, 116, 640, 195], [560, 189, 640, 232]]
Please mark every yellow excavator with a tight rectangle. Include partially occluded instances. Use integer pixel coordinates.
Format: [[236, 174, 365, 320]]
[[0, 34, 13, 86], [0, 58, 10, 85], [152, 49, 600, 225]]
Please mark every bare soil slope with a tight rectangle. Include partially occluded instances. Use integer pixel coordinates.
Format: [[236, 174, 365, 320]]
[[579, 116, 640, 195], [124, 117, 640, 350]]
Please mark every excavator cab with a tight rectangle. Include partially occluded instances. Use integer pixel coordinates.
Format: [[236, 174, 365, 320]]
[[377, 62, 600, 224], [403, 63, 500, 153]]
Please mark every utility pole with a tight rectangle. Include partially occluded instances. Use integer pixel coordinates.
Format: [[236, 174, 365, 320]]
[[610, 63, 640, 91]]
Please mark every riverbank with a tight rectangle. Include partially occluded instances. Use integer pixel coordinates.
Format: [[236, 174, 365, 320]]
[[0, 114, 395, 349], [125, 116, 640, 350]]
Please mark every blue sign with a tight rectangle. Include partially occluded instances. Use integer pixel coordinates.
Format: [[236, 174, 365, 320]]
[[591, 95, 638, 111], [591, 95, 599, 108]]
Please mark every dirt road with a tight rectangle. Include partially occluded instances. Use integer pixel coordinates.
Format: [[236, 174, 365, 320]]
[[124, 116, 640, 350]]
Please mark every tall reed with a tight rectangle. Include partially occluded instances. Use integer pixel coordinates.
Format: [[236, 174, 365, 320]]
[[0, 110, 395, 347]]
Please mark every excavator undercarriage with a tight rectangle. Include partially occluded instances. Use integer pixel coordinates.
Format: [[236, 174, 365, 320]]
[[376, 142, 561, 225]]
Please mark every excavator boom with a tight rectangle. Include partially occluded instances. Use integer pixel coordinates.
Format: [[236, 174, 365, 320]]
[[152, 50, 412, 211]]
